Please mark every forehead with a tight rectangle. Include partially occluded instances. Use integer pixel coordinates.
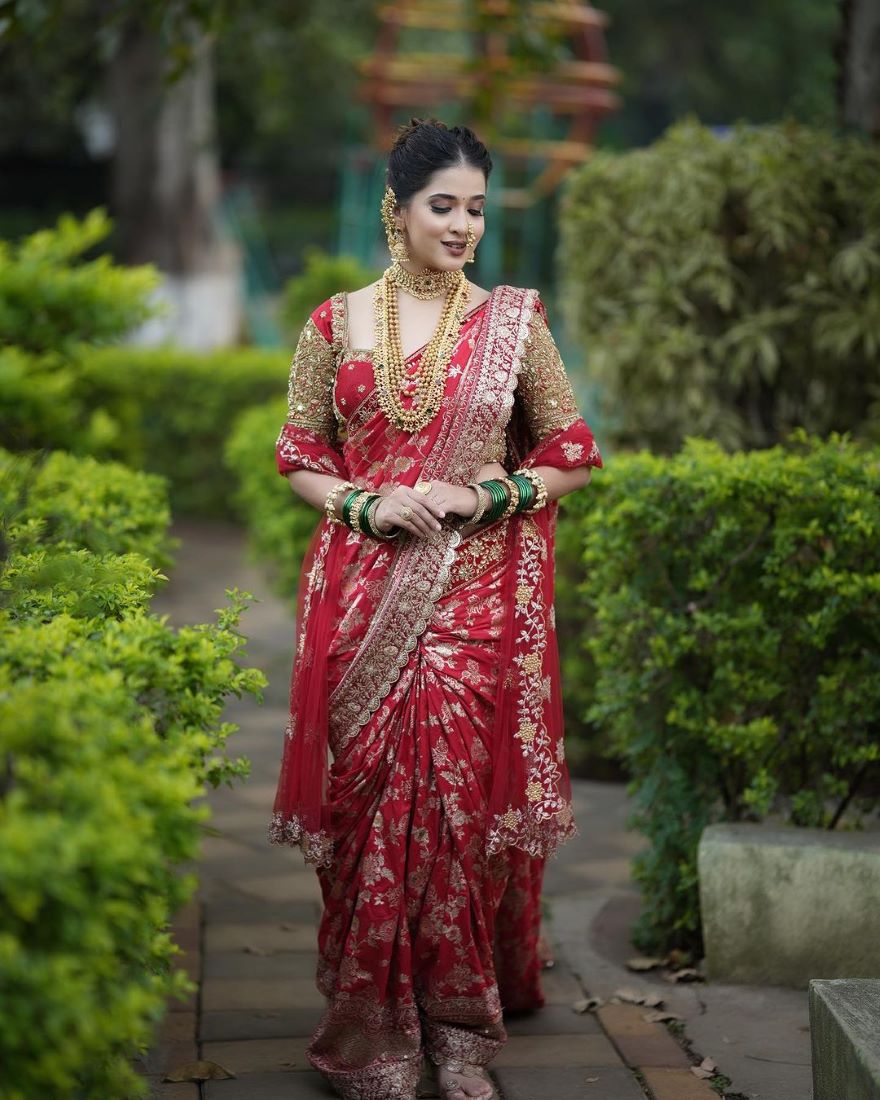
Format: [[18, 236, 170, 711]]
[[416, 162, 487, 199]]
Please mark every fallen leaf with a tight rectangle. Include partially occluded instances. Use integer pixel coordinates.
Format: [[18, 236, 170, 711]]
[[572, 996, 603, 1013], [242, 943, 273, 956], [642, 1010, 682, 1023], [698, 1057, 718, 1073], [691, 1065, 714, 1079], [610, 987, 648, 1004], [669, 967, 704, 983], [585, 1076, 600, 1083], [626, 956, 664, 971], [164, 1060, 235, 1083], [642, 992, 664, 1007]]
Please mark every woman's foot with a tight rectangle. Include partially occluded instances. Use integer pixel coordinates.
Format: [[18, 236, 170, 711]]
[[436, 1061, 494, 1099]]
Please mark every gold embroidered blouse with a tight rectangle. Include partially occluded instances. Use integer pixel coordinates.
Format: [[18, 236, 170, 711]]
[[284, 315, 340, 444], [515, 308, 582, 446]]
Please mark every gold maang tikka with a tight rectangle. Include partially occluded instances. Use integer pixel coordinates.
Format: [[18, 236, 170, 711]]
[[465, 220, 477, 263], [381, 186, 410, 263]]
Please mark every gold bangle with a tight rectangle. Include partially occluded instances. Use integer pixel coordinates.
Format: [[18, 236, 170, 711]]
[[349, 490, 369, 535], [500, 477, 520, 521], [325, 480, 355, 525], [466, 482, 491, 524], [367, 494, 401, 540], [513, 468, 548, 514]]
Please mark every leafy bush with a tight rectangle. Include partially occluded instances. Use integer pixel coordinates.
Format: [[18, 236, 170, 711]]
[[279, 247, 378, 343], [0, 211, 159, 457], [559, 119, 880, 453], [224, 397, 318, 599], [76, 344, 287, 517], [0, 449, 266, 1098], [566, 431, 880, 955]]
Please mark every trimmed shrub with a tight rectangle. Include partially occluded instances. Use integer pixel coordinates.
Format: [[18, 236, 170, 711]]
[[559, 119, 880, 453], [566, 431, 880, 956], [0, 449, 266, 1098], [76, 345, 288, 517], [224, 397, 318, 599]]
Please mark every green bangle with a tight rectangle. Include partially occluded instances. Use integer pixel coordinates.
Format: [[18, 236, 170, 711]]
[[480, 478, 509, 523], [509, 473, 535, 513], [341, 489, 361, 529], [359, 493, 380, 538]]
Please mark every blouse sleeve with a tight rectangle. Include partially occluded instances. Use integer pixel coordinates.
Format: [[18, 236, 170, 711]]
[[514, 296, 603, 471], [275, 296, 347, 478]]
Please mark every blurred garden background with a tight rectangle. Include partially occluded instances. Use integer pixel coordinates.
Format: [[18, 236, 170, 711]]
[[1, 0, 878, 1095]]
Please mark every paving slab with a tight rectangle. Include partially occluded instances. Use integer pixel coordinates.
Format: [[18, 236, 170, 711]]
[[492, 1033, 623, 1067], [204, 950, 317, 981], [201, 976, 325, 1012], [203, 1069, 335, 1099], [502, 1003, 602, 1036], [205, 920, 318, 954], [640, 1066, 719, 1099], [200, 1007, 323, 1042], [493, 1065, 647, 1099], [202, 1036, 312, 1073]]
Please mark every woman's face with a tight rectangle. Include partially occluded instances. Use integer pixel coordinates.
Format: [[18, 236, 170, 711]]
[[395, 161, 487, 273]]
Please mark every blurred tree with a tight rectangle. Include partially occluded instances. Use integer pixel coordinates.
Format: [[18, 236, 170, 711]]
[[836, 0, 880, 138], [597, 0, 840, 147]]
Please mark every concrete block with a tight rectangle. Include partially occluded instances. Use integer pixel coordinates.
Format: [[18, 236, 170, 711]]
[[698, 822, 880, 987], [810, 978, 880, 1100]]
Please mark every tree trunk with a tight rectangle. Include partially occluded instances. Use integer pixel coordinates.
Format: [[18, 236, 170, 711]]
[[836, 0, 880, 138], [108, 16, 242, 347]]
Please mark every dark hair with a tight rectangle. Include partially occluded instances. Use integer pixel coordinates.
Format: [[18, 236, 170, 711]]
[[387, 117, 493, 205]]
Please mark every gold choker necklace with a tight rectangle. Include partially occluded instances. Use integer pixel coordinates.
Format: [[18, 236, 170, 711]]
[[374, 265, 469, 433], [387, 261, 462, 301]]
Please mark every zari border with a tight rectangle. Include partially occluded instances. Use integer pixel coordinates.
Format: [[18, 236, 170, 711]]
[[328, 285, 538, 736]]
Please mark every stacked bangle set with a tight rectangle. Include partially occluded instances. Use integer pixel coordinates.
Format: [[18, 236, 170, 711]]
[[323, 467, 548, 540], [324, 481, 398, 540], [467, 468, 548, 524]]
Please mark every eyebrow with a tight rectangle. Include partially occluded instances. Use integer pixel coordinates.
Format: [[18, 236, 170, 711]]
[[428, 193, 486, 201]]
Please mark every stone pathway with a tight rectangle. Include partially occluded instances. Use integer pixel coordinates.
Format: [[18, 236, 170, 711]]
[[136, 518, 808, 1100]]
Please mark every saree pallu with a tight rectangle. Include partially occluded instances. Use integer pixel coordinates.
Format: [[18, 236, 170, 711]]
[[269, 285, 602, 1099]]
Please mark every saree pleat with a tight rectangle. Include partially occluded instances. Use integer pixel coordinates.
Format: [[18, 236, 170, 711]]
[[269, 285, 603, 1099]]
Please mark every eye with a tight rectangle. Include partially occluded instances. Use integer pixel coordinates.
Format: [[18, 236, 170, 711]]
[[468, 209, 485, 218], [430, 206, 451, 214]]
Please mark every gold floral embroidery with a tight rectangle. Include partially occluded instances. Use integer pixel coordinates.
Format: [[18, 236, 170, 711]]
[[516, 308, 581, 443], [444, 523, 507, 593], [515, 584, 533, 606], [285, 314, 339, 442], [516, 721, 536, 744], [521, 651, 542, 676]]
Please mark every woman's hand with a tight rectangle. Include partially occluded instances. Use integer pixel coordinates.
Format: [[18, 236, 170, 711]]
[[373, 483, 446, 538]]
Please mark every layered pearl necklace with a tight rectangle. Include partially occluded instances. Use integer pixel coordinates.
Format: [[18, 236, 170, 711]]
[[373, 261, 469, 434]]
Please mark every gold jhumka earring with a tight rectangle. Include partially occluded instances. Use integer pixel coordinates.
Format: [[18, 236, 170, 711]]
[[381, 186, 411, 263], [465, 220, 477, 264]]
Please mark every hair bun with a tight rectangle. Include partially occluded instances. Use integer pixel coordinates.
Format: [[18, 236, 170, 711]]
[[392, 116, 448, 151]]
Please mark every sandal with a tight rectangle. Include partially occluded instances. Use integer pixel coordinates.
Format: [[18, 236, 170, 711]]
[[435, 1060, 494, 1099]]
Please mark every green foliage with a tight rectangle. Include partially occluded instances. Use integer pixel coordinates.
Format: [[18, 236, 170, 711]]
[[0, 208, 158, 355], [564, 431, 880, 954], [0, 449, 174, 565], [559, 120, 880, 453], [0, 448, 266, 1097], [75, 344, 288, 516], [279, 249, 378, 343], [224, 398, 318, 598]]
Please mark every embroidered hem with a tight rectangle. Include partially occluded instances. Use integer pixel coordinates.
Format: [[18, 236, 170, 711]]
[[267, 810, 334, 866]]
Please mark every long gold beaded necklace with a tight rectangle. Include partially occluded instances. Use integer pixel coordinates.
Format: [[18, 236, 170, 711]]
[[373, 261, 470, 434]]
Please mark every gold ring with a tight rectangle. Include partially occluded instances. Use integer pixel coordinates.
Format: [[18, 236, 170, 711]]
[[415, 480, 432, 494], [400, 505, 413, 520]]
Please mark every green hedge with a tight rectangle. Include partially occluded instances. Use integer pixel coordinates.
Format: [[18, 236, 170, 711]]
[[0, 211, 289, 518], [224, 397, 319, 599], [559, 119, 880, 453], [0, 449, 266, 1098], [562, 431, 880, 956]]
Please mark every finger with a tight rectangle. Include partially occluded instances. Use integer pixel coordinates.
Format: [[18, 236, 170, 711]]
[[404, 487, 445, 519], [401, 497, 442, 531], [404, 510, 436, 538], [398, 515, 432, 538]]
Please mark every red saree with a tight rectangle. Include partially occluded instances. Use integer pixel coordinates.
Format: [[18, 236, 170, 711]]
[[268, 285, 602, 1099]]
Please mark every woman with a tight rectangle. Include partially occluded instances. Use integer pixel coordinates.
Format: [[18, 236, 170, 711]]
[[268, 118, 602, 1100]]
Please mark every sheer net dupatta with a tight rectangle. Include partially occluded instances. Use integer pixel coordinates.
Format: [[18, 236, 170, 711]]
[[267, 521, 344, 864], [268, 296, 348, 866]]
